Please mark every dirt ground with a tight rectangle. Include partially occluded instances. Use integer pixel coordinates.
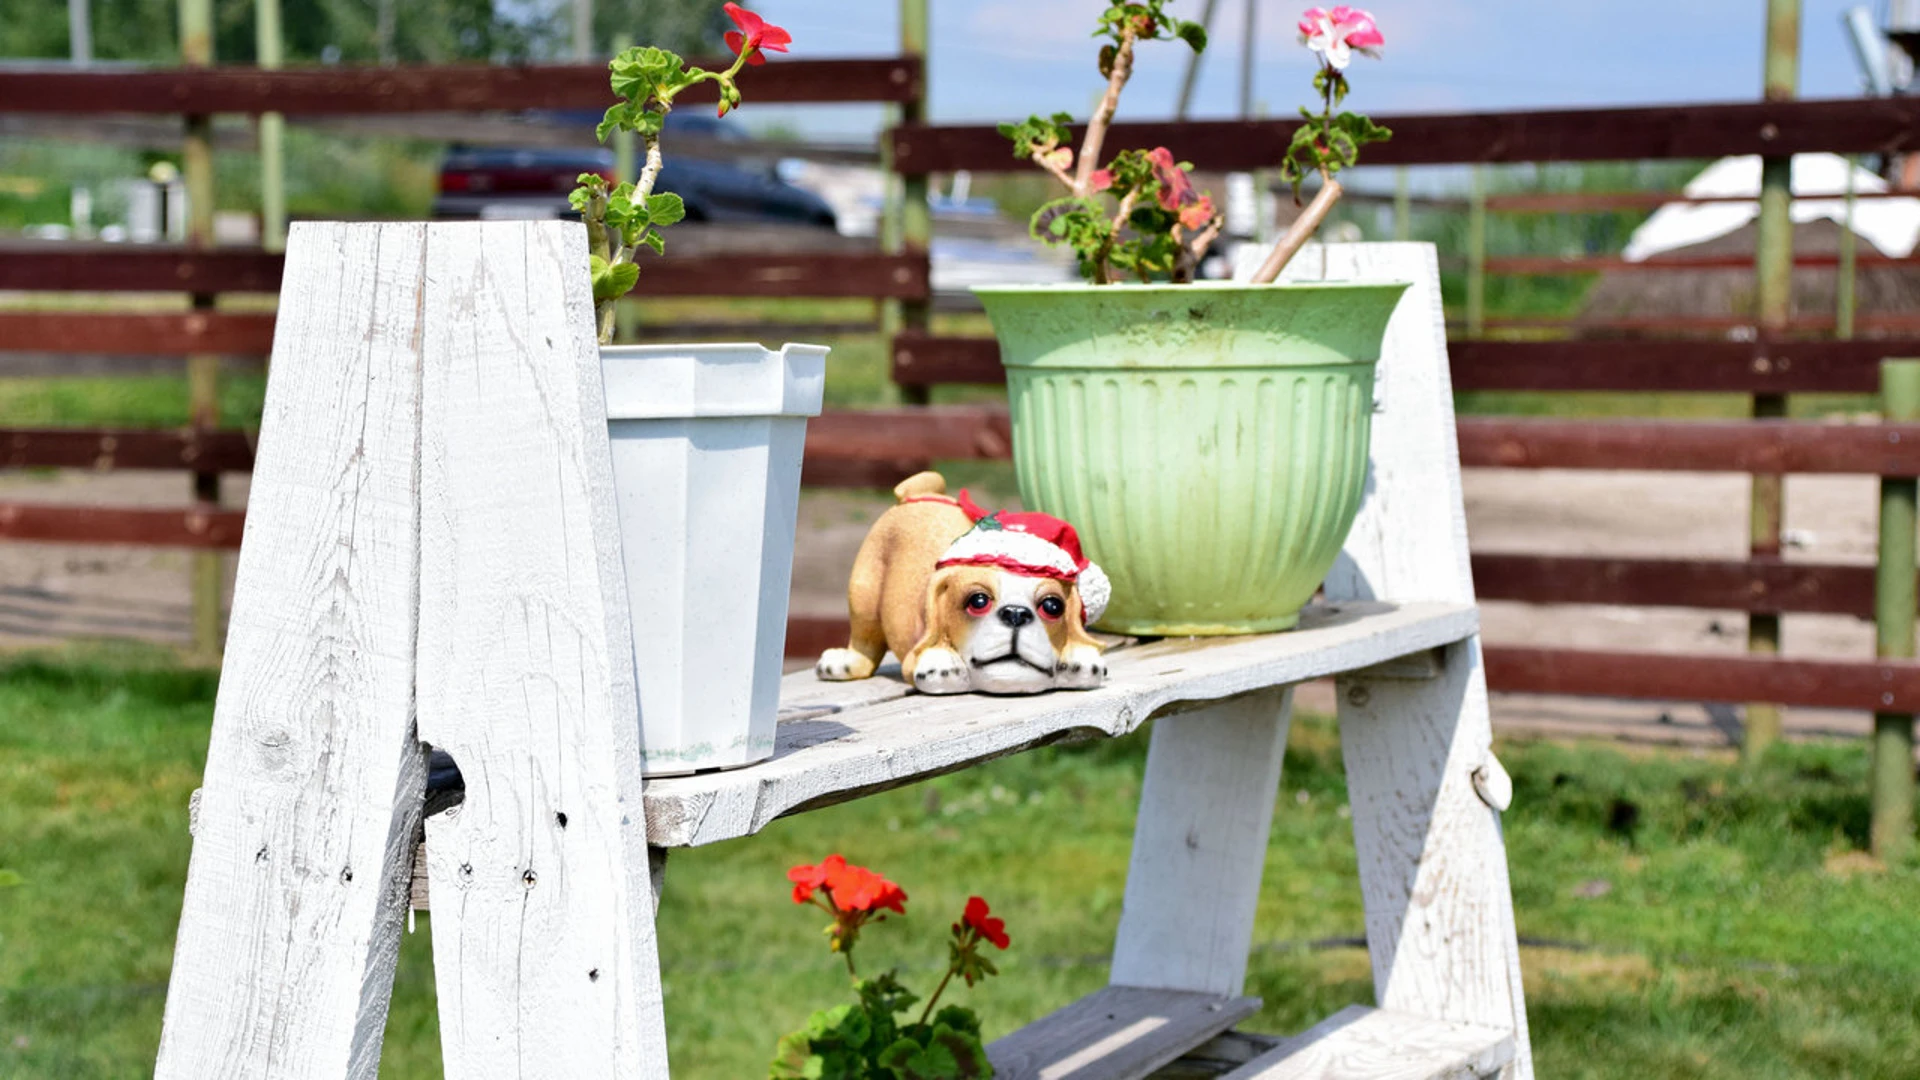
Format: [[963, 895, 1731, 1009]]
[[0, 466, 1887, 746]]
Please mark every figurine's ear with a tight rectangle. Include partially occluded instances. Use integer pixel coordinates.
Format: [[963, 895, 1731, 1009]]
[[1061, 586, 1102, 650], [904, 570, 958, 677]]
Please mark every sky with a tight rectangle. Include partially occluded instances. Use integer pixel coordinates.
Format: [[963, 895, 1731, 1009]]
[[743, 0, 1895, 139]]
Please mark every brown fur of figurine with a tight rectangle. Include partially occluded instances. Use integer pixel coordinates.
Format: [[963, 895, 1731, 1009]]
[[816, 471, 1111, 694]]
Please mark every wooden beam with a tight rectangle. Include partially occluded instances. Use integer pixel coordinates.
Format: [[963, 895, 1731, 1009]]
[[1485, 252, 1919, 275], [1457, 417, 1920, 475], [0, 503, 245, 548], [1483, 645, 1920, 712], [891, 96, 1920, 174], [0, 312, 278, 356], [0, 427, 256, 472], [0, 246, 929, 299], [0, 58, 922, 115], [1449, 338, 1919, 394], [1472, 553, 1877, 617]]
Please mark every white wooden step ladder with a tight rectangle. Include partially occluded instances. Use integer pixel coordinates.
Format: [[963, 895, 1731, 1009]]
[[156, 224, 1531, 1080]]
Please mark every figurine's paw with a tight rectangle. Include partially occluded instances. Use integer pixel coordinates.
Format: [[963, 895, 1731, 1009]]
[[911, 647, 971, 694], [1054, 646, 1108, 689], [816, 648, 876, 682]]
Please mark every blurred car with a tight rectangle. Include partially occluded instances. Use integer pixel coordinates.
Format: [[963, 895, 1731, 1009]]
[[432, 114, 837, 228]]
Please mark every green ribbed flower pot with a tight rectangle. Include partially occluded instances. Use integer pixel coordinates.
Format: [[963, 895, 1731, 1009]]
[[975, 280, 1409, 636]]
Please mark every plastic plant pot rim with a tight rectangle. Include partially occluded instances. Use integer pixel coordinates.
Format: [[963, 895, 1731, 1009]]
[[600, 341, 827, 421]]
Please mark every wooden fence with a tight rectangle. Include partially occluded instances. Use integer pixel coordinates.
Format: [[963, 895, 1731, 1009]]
[[6, 60, 1920, 727]]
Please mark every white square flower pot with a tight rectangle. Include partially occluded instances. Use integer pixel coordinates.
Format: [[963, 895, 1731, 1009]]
[[600, 342, 827, 776]]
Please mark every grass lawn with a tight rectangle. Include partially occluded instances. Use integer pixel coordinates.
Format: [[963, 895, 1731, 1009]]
[[2, 646, 1916, 1079]]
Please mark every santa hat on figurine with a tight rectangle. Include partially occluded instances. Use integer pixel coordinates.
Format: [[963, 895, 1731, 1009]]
[[939, 499, 1111, 626]]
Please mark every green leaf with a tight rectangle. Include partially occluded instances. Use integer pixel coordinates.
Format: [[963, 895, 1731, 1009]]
[[769, 1032, 826, 1079], [646, 192, 686, 226], [595, 102, 630, 143], [1176, 19, 1207, 52], [641, 230, 666, 255], [877, 1036, 960, 1080], [590, 255, 640, 303], [806, 1003, 872, 1050]]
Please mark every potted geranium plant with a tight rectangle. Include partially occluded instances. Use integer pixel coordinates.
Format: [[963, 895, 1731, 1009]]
[[575, 4, 827, 775], [772, 856, 1011, 1078], [979, 2, 1402, 635]]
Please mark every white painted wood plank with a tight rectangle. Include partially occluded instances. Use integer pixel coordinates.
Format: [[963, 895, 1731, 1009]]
[[156, 221, 429, 1080], [1305, 244, 1531, 1079], [986, 986, 1259, 1080], [414, 221, 667, 1077], [1110, 687, 1291, 997], [1221, 1004, 1514, 1080], [643, 599, 1477, 848]]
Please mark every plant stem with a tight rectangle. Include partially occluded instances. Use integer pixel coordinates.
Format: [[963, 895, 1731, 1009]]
[[916, 966, 957, 1026], [1073, 27, 1136, 196], [1250, 176, 1342, 284], [843, 949, 858, 981]]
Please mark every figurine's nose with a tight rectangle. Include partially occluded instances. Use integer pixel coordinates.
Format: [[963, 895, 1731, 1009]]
[[998, 605, 1034, 628]]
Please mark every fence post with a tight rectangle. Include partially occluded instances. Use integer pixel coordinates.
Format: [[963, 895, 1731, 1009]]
[[256, 0, 285, 254], [1743, 0, 1799, 761], [886, 0, 931, 406], [1393, 166, 1410, 243], [181, 0, 225, 660], [1465, 165, 1485, 337], [1874, 359, 1919, 862]]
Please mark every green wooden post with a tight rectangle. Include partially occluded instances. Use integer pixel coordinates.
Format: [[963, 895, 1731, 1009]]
[[1838, 155, 1858, 341], [1393, 166, 1410, 243], [256, 0, 285, 254], [1465, 165, 1485, 337], [1874, 359, 1920, 862], [182, 0, 224, 660], [1744, 0, 1799, 761], [888, 0, 931, 406]]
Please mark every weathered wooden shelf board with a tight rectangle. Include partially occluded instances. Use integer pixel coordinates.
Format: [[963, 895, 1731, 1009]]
[[642, 600, 1477, 848], [1219, 1005, 1515, 1080], [987, 985, 1261, 1080]]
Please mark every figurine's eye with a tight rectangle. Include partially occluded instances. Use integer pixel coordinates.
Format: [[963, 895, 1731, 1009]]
[[1038, 595, 1067, 621], [965, 592, 993, 615]]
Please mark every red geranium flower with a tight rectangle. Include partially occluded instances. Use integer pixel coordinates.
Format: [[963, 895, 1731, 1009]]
[[723, 3, 792, 66], [787, 854, 844, 904], [831, 863, 908, 915], [962, 895, 1010, 949]]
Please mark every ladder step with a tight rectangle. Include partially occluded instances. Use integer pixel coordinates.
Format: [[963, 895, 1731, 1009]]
[[1219, 1005, 1515, 1080], [987, 985, 1261, 1080]]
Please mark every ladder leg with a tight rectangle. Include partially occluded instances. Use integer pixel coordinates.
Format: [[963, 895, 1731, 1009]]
[[1111, 686, 1292, 996], [1337, 638, 1533, 1080]]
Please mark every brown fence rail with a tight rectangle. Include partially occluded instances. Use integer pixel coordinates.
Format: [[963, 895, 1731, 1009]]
[[0, 58, 921, 114], [890, 335, 1920, 394], [1483, 646, 1920, 713], [891, 97, 1920, 173], [0, 246, 929, 300]]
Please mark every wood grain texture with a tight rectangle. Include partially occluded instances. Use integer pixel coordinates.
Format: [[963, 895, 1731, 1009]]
[[1220, 1005, 1514, 1080], [1302, 244, 1531, 1079], [643, 600, 1477, 848], [412, 221, 666, 1077], [0, 502, 246, 548], [154, 221, 429, 1080], [0, 427, 256, 472], [0, 311, 278, 356], [1110, 688, 1292, 997], [986, 986, 1259, 1080]]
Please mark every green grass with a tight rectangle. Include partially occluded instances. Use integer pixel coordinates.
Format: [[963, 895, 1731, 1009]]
[[2, 647, 1916, 1078]]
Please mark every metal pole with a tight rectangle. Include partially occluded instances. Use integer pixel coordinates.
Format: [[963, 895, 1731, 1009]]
[[889, 0, 931, 406], [573, 0, 593, 60], [1173, 0, 1220, 120], [69, 0, 91, 64], [1745, 0, 1800, 761], [1237, 0, 1257, 119], [1394, 166, 1411, 242], [1873, 359, 1920, 862], [257, 0, 286, 254], [1466, 165, 1486, 336], [1838, 154, 1858, 340]]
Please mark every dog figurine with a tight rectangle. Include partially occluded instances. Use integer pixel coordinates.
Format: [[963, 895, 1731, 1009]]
[[816, 472, 1111, 694]]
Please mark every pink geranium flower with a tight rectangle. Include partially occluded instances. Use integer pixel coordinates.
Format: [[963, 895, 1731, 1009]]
[[1297, 6, 1383, 71]]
